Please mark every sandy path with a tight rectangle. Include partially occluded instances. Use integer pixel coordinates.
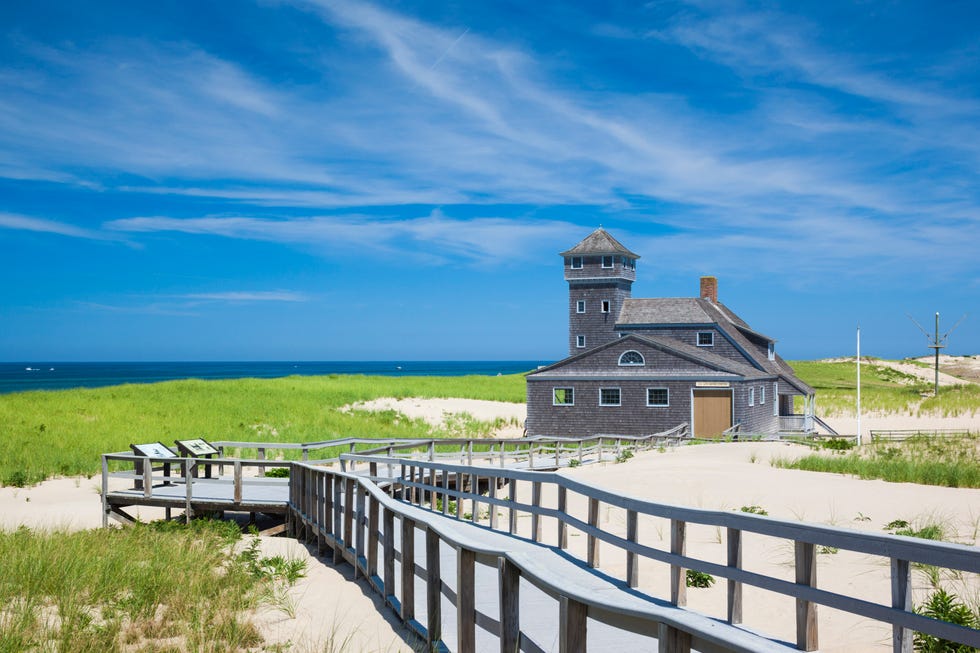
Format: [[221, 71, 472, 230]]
[[345, 397, 527, 438]]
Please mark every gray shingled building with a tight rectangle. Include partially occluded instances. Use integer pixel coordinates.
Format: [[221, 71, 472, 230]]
[[525, 228, 815, 438]]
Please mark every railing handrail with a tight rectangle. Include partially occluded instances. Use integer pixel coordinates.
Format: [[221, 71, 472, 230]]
[[338, 453, 980, 573]]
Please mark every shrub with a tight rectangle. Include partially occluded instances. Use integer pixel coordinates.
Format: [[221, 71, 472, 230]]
[[740, 505, 768, 516], [913, 588, 978, 652], [822, 437, 855, 451], [686, 570, 715, 588]]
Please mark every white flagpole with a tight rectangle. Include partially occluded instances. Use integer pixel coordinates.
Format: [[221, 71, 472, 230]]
[[856, 326, 862, 446]]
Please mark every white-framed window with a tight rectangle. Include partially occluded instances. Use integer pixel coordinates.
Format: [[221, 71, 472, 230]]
[[553, 387, 574, 406], [618, 350, 645, 366], [601, 255, 614, 268], [576, 300, 586, 314], [697, 331, 714, 347], [576, 335, 586, 348], [601, 300, 610, 313], [571, 256, 583, 269], [599, 387, 621, 406], [773, 382, 779, 416], [768, 342, 775, 361], [748, 387, 755, 406], [760, 385, 766, 405], [647, 388, 669, 407]]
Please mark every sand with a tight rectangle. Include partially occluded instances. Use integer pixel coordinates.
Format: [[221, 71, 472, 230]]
[[3, 394, 978, 652]]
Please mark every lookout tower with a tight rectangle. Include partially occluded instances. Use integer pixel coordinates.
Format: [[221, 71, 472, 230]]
[[561, 228, 639, 355]]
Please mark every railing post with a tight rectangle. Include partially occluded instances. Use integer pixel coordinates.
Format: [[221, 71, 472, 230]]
[[500, 442, 507, 468], [658, 622, 692, 653], [368, 493, 379, 579], [587, 497, 600, 567], [795, 541, 818, 651], [317, 471, 326, 556], [509, 477, 518, 534], [489, 476, 498, 529], [344, 479, 355, 559], [470, 474, 479, 523], [333, 475, 343, 565], [531, 481, 542, 542], [184, 459, 195, 524], [101, 456, 109, 528], [428, 440, 435, 462], [401, 516, 415, 623], [499, 558, 520, 653], [670, 519, 686, 606], [457, 547, 476, 653], [355, 484, 365, 578], [233, 461, 243, 504], [383, 507, 395, 602], [597, 437, 603, 461], [555, 442, 560, 467], [143, 460, 153, 499], [560, 596, 587, 653], [467, 440, 473, 466], [558, 486, 568, 549], [426, 528, 441, 650], [626, 509, 638, 587], [891, 558, 912, 653], [442, 466, 450, 515], [727, 528, 743, 624], [257, 447, 265, 461]]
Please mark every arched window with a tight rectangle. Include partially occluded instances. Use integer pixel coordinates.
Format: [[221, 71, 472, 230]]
[[618, 350, 644, 366]]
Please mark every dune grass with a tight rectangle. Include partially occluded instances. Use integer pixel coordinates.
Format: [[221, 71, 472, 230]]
[[0, 519, 303, 652], [0, 373, 527, 486], [788, 359, 980, 417], [773, 433, 980, 488]]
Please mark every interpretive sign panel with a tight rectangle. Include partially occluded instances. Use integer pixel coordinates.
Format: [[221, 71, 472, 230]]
[[131, 442, 177, 458], [175, 438, 219, 457]]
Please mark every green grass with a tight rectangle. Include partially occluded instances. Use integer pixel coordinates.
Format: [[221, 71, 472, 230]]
[[0, 373, 527, 486], [774, 434, 980, 488], [0, 519, 303, 652], [788, 359, 980, 417]]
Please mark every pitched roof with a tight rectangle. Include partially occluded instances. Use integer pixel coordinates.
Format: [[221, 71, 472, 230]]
[[527, 333, 771, 380], [615, 297, 815, 394], [560, 228, 640, 258]]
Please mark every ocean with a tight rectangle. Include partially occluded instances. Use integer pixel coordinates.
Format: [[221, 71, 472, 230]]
[[0, 361, 550, 395]]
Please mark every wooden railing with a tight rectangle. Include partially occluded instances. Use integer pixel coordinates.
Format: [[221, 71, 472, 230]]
[[327, 454, 980, 653], [288, 460, 792, 653], [870, 429, 977, 442]]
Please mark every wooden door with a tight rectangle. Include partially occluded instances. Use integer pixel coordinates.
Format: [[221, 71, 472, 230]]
[[693, 390, 733, 438]]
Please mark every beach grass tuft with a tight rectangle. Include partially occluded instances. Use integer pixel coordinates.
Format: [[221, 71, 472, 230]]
[[0, 519, 304, 652], [773, 433, 980, 488]]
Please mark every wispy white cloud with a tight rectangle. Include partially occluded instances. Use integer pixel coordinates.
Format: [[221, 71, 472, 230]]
[[105, 211, 582, 265], [0, 212, 114, 240]]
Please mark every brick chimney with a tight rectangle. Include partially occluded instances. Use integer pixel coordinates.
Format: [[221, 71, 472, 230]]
[[700, 276, 718, 303]]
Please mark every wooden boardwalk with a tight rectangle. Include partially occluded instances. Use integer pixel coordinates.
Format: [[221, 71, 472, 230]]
[[100, 431, 980, 652]]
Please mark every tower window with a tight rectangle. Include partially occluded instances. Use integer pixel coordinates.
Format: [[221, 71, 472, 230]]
[[768, 342, 775, 360], [570, 257, 583, 269], [773, 383, 778, 416], [760, 386, 766, 404], [748, 388, 755, 406], [599, 388, 621, 406], [601, 300, 610, 313], [576, 335, 586, 348], [553, 387, 574, 406], [623, 257, 635, 270], [697, 331, 714, 347], [601, 255, 613, 268], [576, 300, 585, 314], [619, 350, 644, 366], [647, 388, 669, 407]]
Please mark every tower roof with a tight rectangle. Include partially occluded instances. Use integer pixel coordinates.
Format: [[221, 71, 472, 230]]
[[560, 228, 640, 258]]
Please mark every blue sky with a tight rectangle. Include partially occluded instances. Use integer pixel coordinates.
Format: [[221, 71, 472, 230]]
[[1, 0, 977, 362]]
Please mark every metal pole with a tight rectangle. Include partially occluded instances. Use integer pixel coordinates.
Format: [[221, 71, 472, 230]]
[[856, 326, 861, 447], [934, 312, 940, 397]]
